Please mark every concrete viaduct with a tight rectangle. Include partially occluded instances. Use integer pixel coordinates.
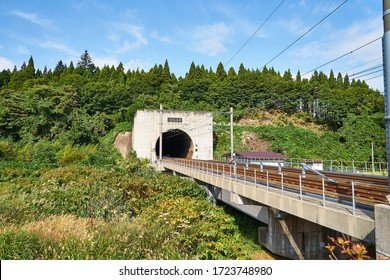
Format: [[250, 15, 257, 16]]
[[131, 109, 390, 260]]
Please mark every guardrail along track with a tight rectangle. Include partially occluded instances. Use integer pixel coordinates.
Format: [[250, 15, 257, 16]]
[[164, 158, 389, 207]]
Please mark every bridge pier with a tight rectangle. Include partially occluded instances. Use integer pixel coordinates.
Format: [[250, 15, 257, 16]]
[[258, 207, 330, 260], [205, 185, 333, 260], [375, 204, 390, 259]]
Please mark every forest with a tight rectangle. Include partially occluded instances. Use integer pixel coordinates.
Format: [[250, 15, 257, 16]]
[[0, 50, 386, 162]]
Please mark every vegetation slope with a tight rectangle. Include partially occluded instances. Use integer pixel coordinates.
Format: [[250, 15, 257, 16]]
[[0, 51, 387, 259]]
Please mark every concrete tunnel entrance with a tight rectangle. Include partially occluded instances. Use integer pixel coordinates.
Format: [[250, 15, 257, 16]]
[[155, 129, 194, 159]]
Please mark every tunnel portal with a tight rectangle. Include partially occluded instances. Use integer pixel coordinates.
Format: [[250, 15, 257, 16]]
[[132, 109, 213, 160], [155, 129, 194, 159]]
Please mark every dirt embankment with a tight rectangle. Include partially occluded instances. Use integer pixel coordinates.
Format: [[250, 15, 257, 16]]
[[241, 131, 271, 151], [237, 110, 325, 134]]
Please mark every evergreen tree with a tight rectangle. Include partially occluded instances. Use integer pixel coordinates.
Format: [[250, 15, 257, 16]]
[[187, 62, 196, 79], [336, 72, 343, 86], [43, 66, 48, 77], [54, 60, 66, 76], [163, 59, 171, 82], [329, 70, 336, 88], [115, 62, 126, 83], [343, 74, 350, 87], [0, 69, 11, 88], [238, 63, 247, 76], [25, 56, 36, 79], [215, 62, 227, 80], [68, 61, 75, 74], [283, 69, 293, 81], [295, 70, 301, 83], [228, 67, 237, 77], [77, 50, 96, 73], [36, 69, 43, 78]]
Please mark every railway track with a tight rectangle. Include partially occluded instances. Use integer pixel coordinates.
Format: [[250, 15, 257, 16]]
[[165, 158, 389, 207]]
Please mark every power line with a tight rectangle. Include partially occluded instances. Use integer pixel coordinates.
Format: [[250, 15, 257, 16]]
[[354, 69, 383, 80], [365, 74, 383, 81], [341, 56, 382, 74], [264, 0, 349, 68], [302, 36, 382, 76], [348, 64, 383, 77], [224, 0, 285, 68]]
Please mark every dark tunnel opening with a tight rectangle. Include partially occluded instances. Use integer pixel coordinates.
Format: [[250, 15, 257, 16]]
[[155, 129, 193, 159]]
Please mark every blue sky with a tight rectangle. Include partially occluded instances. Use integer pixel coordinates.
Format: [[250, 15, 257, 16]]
[[0, 0, 384, 91]]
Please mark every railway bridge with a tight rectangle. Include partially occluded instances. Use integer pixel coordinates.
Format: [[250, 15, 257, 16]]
[[131, 108, 390, 259], [161, 158, 390, 260]]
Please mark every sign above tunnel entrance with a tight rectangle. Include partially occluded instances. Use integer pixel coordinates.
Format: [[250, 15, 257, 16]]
[[132, 109, 213, 161], [167, 117, 183, 123]]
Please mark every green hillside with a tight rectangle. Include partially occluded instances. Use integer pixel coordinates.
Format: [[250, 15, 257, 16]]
[[0, 52, 387, 259], [215, 111, 386, 163], [1, 52, 385, 163]]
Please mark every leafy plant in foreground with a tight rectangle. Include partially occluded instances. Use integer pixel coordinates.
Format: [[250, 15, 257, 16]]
[[325, 236, 371, 260]]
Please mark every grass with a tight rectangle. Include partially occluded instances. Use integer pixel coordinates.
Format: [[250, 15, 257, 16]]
[[0, 153, 267, 260]]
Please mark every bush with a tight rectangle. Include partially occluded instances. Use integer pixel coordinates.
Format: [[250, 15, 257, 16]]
[[34, 142, 60, 164], [87, 144, 119, 166], [56, 144, 97, 164], [0, 140, 15, 160]]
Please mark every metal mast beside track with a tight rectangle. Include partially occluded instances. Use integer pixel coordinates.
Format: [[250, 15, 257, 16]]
[[383, 0, 390, 195]]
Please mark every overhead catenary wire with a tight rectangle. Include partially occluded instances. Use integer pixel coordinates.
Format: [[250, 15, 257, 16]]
[[348, 64, 383, 77], [353, 69, 384, 80], [224, 0, 285, 68], [302, 36, 382, 76], [264, 0, 349, 68], [341, 56, 382, 74], [365, 74, 383, 81]]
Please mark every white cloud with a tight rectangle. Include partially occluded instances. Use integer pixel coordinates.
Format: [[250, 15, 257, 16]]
[[93, 55, 119, 68], [293, 17, 382, 62], [116, 40, 144, 55], [38, 41, 78, 57], [108, 34, 120, 42], [91, 54, 153, 72], [278, 18, 310, 36], [124, 59, 153, 72], [151, 31, 171, 44], [290, 16, 383, 91], [189, 22, 234, 56], [112, 23, 148, 54], [0, 57, 15, 70], [213, 2, 267, 39], [16, 45, 30, 55], [10, 10, 54, 28]]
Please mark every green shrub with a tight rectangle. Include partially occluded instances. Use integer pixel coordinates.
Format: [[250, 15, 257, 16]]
[[0, 140, 15, 160], [56, 144, 97, 164], [16, 143, 33, 162], [87, 144, 119, 166], [30, 141, 61, 165]]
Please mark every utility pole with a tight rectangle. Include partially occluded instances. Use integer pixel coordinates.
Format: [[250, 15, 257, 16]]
[[230, 107, 234, 161], [383, 0, 390, 193], [159, 104, 163, 162], [372, 142, 375, 174]]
